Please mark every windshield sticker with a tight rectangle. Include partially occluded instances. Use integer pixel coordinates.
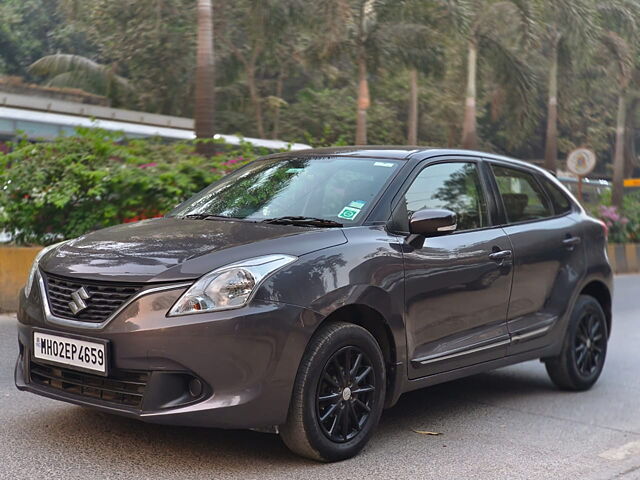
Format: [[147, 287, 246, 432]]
[[349, 200, 366, 209], [338, 206, 361, 221], [374, 162, 395, 168]]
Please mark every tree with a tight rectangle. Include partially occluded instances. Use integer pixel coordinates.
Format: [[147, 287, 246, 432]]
[[216, 0, 304, 139], [312, 0, 444, 145], [538, 0, 597, 173], [0, 0, 96, 77], [28, 54, 133, 105], [308, 0, 384, 145], [262, 11, 308, 140], [87, 0, 196, 116], [457, 0, 535, 149], [598, 1, 640, 207], [5, 0, 640, 182], [195, 0, 216, 157], [375, 1, 449, 145], [601, 32, 635, 207]]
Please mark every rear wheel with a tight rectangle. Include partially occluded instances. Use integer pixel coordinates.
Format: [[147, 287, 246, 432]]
[[545, 295, 608, 391], [280, 322, 386, 462]]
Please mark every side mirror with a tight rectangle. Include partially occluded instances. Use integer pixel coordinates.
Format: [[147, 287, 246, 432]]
[[409, 208, 457, 237]]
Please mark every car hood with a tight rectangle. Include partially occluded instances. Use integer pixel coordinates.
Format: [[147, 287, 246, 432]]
[[39, 217, 348, 283]]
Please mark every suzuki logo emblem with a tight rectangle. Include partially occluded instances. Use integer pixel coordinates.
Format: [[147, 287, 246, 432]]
[[68, 287, 91, 315]]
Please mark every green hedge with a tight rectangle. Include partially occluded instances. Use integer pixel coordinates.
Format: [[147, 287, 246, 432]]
[[0, 128, 256, 245]]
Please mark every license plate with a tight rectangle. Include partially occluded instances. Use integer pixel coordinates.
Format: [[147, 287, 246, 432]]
[[33, 330, 108, 375]]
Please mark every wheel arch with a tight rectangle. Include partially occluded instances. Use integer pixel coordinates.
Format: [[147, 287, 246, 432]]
[[317, 304, 401, 408], [579, 280, 612, 337]]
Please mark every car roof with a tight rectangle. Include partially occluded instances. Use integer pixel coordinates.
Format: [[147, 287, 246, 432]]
[[269, 146, 553, 176], [270, 146, 424, 159]]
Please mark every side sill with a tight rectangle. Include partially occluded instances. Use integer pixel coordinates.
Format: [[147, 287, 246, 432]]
[[402, 345, 557, 394]]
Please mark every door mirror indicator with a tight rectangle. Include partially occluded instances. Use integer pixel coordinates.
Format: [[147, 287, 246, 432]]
[[409, 209, 457, 237]]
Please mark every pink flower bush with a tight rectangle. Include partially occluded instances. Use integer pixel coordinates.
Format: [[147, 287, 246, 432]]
[[222, 156, 244, 167], [138, 162, 158, 169], [598, 205, 630, 243], [598, 205, 629, 228]]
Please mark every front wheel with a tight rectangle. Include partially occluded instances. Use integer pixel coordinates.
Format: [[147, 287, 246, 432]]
[[545, 295, 608, 391], [280, 322, 386, 462]]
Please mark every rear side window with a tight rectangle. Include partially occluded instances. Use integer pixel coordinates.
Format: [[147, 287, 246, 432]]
[[491, 165, 552, 223], [540, 177, 573, 215]]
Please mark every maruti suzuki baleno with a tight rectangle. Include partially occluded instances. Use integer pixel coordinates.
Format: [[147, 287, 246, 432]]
[[16, 148, 613, 461]]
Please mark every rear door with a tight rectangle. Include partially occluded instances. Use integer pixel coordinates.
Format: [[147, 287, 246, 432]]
[[486, 162, 586, 354], [396, 158, 514, 379]]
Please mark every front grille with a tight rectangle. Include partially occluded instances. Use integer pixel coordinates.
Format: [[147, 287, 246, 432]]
[[29, 360, 149, 409], [43, 273, 143, 323]]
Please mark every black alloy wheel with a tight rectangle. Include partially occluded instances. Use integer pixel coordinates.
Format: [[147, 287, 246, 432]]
[[573, 310, 606, 377], [280, 321, 386, 462], [545, 295, 608, 391], [316, 346, 376, 443]]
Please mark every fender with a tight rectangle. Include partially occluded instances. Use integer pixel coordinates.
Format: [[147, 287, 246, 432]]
[[306, 284, 407, 408], [543, 272, 613, 358]]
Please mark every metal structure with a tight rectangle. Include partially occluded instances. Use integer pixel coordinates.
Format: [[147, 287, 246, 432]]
[[0, 91, 311, 151]]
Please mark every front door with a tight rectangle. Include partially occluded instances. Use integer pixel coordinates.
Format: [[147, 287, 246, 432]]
[[396, 160, 514, 379]]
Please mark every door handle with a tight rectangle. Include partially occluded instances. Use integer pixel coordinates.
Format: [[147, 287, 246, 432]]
[[562, 236, 581, 248], [489, 249, 512, 261]]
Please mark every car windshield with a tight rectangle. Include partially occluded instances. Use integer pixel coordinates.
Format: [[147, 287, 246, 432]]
[[170, 156, 401, 225]]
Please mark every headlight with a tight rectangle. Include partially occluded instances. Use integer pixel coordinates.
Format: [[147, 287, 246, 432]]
[[168, 254, 297, 316], [24, 241, 66, 298]]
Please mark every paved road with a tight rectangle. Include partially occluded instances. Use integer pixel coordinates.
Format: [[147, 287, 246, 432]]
[[1, 275, 639, 480]]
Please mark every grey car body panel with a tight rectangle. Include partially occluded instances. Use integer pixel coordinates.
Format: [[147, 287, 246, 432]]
[[16, 283, 322, 428], [16, 147, 613, 429], [500, 213, 586, 356], [253, 225, 409, 380], [39, 217, 348, 282], [403, 227, 514, 378]]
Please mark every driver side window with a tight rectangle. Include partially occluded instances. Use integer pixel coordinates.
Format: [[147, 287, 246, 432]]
[[401, 162, 489, 232]]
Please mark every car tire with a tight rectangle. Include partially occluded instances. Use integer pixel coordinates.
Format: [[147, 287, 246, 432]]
[[545, 295, 608, 391], [280, 321, 386, 462]]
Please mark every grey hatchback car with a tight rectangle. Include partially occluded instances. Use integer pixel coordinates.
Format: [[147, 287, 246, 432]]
[[16, 147, 612, 461]]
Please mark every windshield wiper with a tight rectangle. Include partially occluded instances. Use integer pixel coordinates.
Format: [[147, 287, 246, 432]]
[[261, 216, 343, 228], [182, 213, 238, 220]]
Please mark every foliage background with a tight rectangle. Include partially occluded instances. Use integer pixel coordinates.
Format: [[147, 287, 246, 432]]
[[1, 0, 640, 243], [0, 0, 638, 176], [0, 129, 253, 245]]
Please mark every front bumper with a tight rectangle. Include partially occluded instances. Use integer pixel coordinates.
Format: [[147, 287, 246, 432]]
[[15, 284, 321, 429]]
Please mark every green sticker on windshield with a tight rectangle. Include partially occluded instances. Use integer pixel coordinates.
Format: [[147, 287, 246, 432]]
[[338, 206, 361, 221]]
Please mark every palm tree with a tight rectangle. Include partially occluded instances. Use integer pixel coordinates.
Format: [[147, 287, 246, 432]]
[[407, 68, 419, 145], [309, 0, 389, 145], [624, 92, 640, 179], [456, 0, 535, 149], [194, 0, 216, 157], [597, 1, 640, 207], [256, 1, 308, 140], [28, 54, 133, 104], [315, 0, 444, 145], [376, 1, 450, 145], [216, 0, 303, 139], [353, 1, 376, 145], [538, 0, 597, 173], [600, 32, 635, 207]]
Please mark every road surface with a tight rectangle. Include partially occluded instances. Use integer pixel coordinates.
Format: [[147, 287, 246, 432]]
[[1, 275, 639, 479]]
